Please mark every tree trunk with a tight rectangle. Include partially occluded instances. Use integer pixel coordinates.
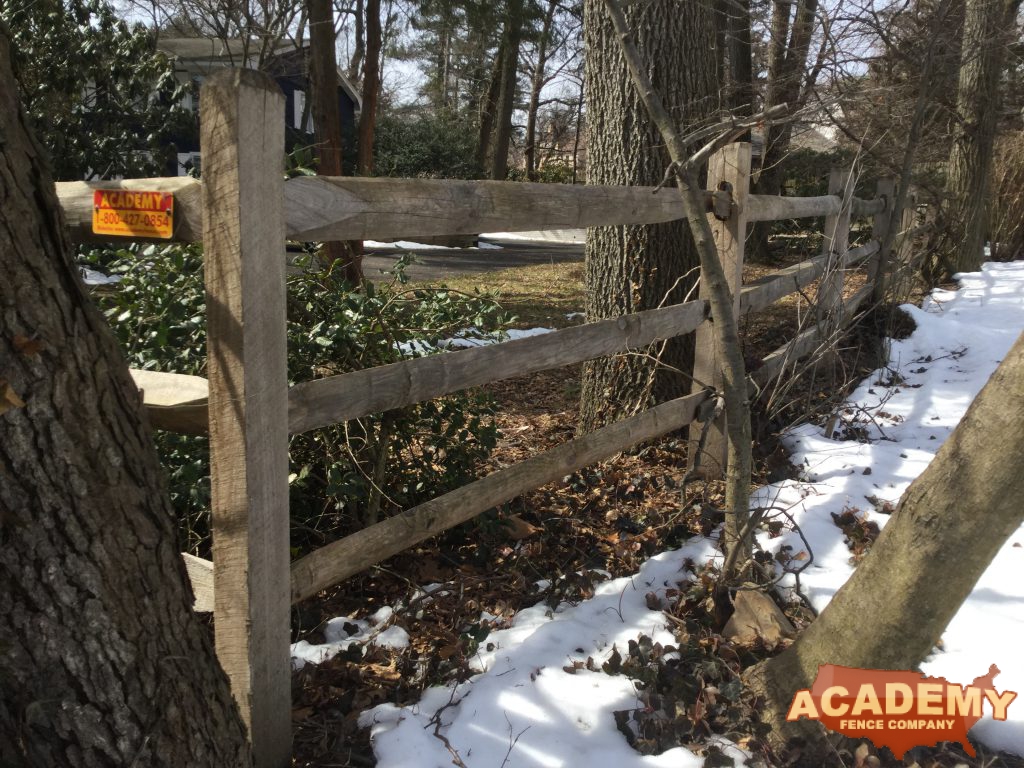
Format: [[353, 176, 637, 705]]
[[940, 0, 1022, 279], [750, 0, 818, 263], [0, 30, 251, 767], [756, 0, 817, 197], [746, 329, 1024, 762], [525, 0, 559, 180], [310, 0, 363, 282], [577, 0, 715, 432], [489, 0, 525, 181], [348, 0, 365, 82], [476, 43, 504, 175], [726, 0, 755, 114], [357, 0, 382, 175]]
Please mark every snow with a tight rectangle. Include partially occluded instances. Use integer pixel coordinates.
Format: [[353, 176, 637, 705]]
[[396, 326, 554, 357], [79, 266, 121, 285], [481, 229, 586, 244], [293, 261, 1024, 765], [364, 239, 503, 251]]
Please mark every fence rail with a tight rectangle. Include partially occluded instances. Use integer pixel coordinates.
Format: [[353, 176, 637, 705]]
[[58, 72, 924, 768], [56, 176, 885, 245]]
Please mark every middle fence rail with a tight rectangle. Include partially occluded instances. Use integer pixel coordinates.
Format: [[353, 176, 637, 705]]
[[54, 71, 914, 768]]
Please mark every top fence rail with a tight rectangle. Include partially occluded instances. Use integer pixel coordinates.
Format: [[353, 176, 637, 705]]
[[55, 176, 885, 245]]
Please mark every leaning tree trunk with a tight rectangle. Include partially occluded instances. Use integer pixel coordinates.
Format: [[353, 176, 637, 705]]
[[0, 31, 251, 767], [578, 0, 716, 432], [940, 0, 1022, 279], [746, 329, 1024, 763]]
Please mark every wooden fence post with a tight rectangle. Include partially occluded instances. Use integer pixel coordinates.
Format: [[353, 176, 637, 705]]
[[201, 70, 291, 766], [688, 142, 751, 479], [816, 168, 853, 334], [868, 177, 896, 303]]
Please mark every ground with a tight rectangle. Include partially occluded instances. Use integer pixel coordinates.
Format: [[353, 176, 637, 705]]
[[285, 236, 1024, 768]]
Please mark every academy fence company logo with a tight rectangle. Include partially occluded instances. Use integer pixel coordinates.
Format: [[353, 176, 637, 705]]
[[786, 664, 1017, 758]]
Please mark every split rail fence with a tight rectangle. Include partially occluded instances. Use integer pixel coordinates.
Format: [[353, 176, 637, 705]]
[[55, 70, 921, 767]]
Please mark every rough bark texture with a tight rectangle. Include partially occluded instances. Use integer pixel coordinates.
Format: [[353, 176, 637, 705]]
[[941, 0, 1022, 278], [578, 0, 716, 433], [746, 329, 1024, 763], [0, 31, 251, 767]]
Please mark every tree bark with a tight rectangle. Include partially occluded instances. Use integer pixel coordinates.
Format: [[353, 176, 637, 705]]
[[489, 0, 526, 181], [756, 0, 817, 197], [578, 0, 716, 432], [746, 329, 1024, 763], [475, 42, 504, 175], [940, 0, 1022, 279], [309, 0, 363, 282], [750, 0, 818, 263], [525, 0, 559, 180], [356, 0, 381, 175], [0, 30, 251, 767]]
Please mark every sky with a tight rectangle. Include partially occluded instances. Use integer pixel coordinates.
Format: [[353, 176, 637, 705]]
[[291, 252, 1024, 767]]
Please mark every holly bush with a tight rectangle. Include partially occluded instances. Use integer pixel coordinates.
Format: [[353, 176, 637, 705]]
[[87, 244, 507, 557]]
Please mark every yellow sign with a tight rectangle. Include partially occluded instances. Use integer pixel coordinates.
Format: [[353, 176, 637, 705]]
[[92, 190, 174, 239]]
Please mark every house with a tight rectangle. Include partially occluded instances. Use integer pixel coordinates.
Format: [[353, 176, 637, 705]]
[[157, 37, 361, 175]]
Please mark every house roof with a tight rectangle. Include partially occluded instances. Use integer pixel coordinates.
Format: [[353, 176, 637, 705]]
[[157, 37, 361, 108]]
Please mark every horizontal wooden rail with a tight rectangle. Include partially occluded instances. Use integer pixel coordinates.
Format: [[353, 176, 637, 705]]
[[132, 239, 879, 436], [56, 176, 887, 244], [191, 276, 882, 609], [288, 240, 880, 432], [182, 552, 214, 612], [57, 177, 203, 243], [288, 300, 709, 434], [289, 390, 709, 602]]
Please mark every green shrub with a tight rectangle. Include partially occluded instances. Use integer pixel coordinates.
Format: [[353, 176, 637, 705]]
[[372, 111, 481, 178], [89, 244, 507, 556]]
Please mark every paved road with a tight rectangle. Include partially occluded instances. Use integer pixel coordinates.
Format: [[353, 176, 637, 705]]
[[361, 237, 584, 282]]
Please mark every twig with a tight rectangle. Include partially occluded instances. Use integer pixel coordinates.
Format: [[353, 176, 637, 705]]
[[425, 685, 470, 768], [500, 713, 531, 768]]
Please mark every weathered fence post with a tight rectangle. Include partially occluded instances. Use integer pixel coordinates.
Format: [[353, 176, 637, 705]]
[[688, 142, 751, 479], [201, 70, 291, 766], [868, 177, 897, 303], [816, 168, 853, 333]]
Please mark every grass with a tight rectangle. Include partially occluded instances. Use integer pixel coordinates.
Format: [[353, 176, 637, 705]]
[[409, 261, 587, 329]]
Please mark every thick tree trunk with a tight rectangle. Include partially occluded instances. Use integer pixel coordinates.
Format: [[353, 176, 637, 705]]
[[310, 0, 363, 282], [0, 31, 251, 767], [940, 0, 1022, 279], [746, 330, 1024, 763], [578, 0, 715, 432], [489, 0, 525, 181], [356, 0, 381, 175]]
